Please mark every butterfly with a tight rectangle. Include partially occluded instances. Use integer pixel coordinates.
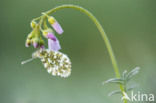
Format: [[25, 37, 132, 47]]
[[22, 49, 71, 78]]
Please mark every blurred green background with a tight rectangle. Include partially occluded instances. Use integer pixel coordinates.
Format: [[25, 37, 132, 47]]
[[0, 0, 156, 103]]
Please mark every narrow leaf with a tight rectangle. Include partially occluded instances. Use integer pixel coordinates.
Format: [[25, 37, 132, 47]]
[[126, 67, 140, 81], [127, 84, 138, 91], [103, 78, 124, 85], [108, 89, 121, 96], [122, 70, 127, 80]]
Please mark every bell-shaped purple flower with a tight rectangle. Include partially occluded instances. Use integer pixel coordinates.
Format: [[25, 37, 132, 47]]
[[51, 21, 64, 34], [47, 32, 56, 41], [48, 16, 64, 34], [48, 35, 61, 51]]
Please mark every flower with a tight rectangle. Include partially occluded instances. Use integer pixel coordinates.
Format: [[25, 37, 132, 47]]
[[25, 31, 34, 47], [47, 33, 56, 41], [25, 26, 45, 49], [24, 12, 72, 78], [48, 34, 61, 51], [25, 38, 31, 47], [40, 45, 45, 49], [48, 16, 64, 34], [42, 29, 56, 41], [33, 42, 38, 48], [30, 21, 37, 29]]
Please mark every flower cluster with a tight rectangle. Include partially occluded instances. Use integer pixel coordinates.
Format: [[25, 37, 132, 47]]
[[25, 23, 45, 48], [25, 15, 63, 49], [24, 13, 71, 78]]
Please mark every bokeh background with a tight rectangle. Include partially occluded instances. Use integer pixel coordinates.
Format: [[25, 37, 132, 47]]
[[0, 0, 156, 103]]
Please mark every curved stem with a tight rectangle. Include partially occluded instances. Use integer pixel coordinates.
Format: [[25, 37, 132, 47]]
[[48, 5, 121, 76], [39, 4, 127, 103]]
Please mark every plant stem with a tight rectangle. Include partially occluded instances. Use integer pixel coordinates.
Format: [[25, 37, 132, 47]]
[[39, 4, 127, 103]]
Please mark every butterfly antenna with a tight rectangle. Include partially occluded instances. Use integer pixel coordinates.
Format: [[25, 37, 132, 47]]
[[21, 57, 36, 65]]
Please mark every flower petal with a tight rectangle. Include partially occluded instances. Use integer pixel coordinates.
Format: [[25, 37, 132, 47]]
[[48, 38, 61, 51], [52, 22, 64, 34], [47, 33, 56, 41], [33, 42, 38, 48]]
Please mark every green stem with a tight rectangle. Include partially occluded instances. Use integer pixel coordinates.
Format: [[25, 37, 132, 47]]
[[38, 4, 127, 103]]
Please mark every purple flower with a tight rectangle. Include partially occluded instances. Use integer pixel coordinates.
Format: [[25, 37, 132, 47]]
[[51, 21, 64, 34], [48, 16, 64, 34], [48, 36, 61, 51], [40, 45, 45, 49], [33, 42, 38, 48], [47, 32, 56, 41]]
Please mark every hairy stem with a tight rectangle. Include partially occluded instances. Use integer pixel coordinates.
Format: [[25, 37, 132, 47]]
[[38, 4, 127, 103]]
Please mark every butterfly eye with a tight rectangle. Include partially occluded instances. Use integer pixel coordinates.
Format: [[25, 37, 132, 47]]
[[40, 49, 71, 78]]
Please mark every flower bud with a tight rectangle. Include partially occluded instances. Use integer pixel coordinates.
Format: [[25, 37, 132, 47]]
[[25, 39, 31, 47], [27, 29, 37, 40], [25, 31, 35, 47], [32, 37, 45, 49], [48, 16, 55, 24], [48, 16, 64, 34], [42, 29, 52, 37], [27, 33, 33, 39], [33, 42, 38, 48], [32, 38, 40, 48], [30, 21, 37, 29], [42, 29, 56, 41], [39, 39, 44, 46], [40, 45, 45, 49]]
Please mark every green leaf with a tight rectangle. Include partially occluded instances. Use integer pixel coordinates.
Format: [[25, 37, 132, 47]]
[[126, 67, 140, 81], [126, 84, 138, 91], [122, 70, 127, 80], [103, 78, 124, 85], [108, 89, 122, 96]]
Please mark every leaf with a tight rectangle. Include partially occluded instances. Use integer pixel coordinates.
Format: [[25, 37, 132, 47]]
[[108, 89, 122, 96], [103, 78, 124, 85], [122, 70, 127, 80], [126, 84, 138, 91], [126, 67, 140, 81]]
